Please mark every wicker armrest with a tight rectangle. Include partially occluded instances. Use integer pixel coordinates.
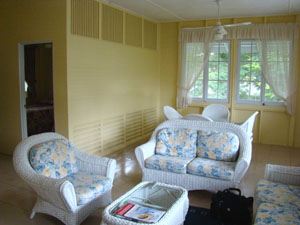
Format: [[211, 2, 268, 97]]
[[26, 174, 77, 211], [76, 151, 116, 181], [135, 140, 156, 169], [264, 164, 300, 186]]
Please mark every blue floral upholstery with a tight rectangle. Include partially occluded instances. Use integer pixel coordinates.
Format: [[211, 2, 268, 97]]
[[197, 131, 239, 162], [145, 154, 193, 174], [254, 203, 300, 225], [187, 157, 235, 180], [29, 139, 78, 179], [65, 172, 112, 205], [255, 179, 300, 210], [155, 128, 197, 158]]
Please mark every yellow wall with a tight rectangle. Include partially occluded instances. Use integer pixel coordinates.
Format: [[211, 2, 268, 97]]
[[0, 0, 68, 155], [35, 44, 53, 102], [66, 1, 160, 155], [160, 15, 300, 147], [159, 23, 178, 121]]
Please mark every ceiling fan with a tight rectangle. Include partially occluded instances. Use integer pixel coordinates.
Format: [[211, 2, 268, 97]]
[[213, 0, 251, 40]]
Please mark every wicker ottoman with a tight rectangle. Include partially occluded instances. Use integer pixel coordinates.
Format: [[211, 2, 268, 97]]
[[101, 181, 189, 225]]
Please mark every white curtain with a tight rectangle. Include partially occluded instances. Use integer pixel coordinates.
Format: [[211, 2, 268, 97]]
[[178, 23, 298, 113], [177, 28, 216, 108], [227, 23, 298, 114]]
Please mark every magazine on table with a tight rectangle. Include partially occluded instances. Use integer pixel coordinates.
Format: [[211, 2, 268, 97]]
[[115, 202, 166, 223]]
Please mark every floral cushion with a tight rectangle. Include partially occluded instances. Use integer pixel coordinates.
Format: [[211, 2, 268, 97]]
[[145, 154, 194, 174], [255, 179, 300, 210], [155, 128, 197, 158], [65, 172, 112, 205], [29, 139, 78, 179], [254, 203, 300, 225], [197, 131, 239, 162], [187, 157, 235, 180]]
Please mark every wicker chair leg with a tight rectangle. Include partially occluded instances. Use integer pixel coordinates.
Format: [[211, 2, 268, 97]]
[[30, 211, 35, 219]]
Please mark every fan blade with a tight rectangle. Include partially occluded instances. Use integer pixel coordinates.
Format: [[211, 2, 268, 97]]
[[224, 22, 252, 27]]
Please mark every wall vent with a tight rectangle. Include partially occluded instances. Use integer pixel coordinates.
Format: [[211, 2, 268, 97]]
[[72, 121, 102, 154], [71, 0, 99, 38], [102, 115, 125, 151], [125, 13, 142, 47], [126, 110, 143, 142], [102, 4, 123, 43], [143, 107, 157, 135], [143, 20, 157, 49]]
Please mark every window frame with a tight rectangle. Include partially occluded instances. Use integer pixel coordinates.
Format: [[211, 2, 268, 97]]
[[189, 40, 231, 103], [236, 39, 285, 106]]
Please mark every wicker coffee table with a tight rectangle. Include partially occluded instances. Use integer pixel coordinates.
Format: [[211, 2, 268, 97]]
[[101, 181, 189, 225]]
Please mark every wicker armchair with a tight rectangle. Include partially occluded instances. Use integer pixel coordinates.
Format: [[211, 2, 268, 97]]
[[202, 104, 230, 122], [13, 132, 116, 225], [163, 106, 183, 120], [254, 164, 300, 224], [135, 120, 251, 192]]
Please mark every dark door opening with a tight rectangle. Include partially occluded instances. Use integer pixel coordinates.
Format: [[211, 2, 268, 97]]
[[24, 43, 55, 136]]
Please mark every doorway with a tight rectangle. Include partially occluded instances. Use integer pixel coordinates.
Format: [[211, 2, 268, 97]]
[[19, 41, 55, 138]]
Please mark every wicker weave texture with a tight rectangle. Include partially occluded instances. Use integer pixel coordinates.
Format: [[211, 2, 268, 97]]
[[101, 181, 188, 225], [264, 164, 300, 186], [135, 120, 252, 191], [13, 132, 116, 225]]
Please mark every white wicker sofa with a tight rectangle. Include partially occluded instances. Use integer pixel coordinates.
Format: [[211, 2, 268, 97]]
[[135, 120, 251, 191], [254, 164, 300, 225], [13, 132, 116, 225]]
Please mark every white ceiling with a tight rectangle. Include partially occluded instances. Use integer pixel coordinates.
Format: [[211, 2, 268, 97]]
[[103, 0, 300, 22]]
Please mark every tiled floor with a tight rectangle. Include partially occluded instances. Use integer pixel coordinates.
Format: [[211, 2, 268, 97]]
[[0, 142, 299, 224]]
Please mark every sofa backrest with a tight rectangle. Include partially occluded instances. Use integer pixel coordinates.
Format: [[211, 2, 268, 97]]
[[29, 139, 78, 179], [155, 128, 197, 158], [151, 120, 249, 162], [197, 131, 239, 162]]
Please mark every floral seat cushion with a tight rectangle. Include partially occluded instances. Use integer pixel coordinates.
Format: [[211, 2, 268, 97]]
[[64, 172, 112, 205], [254, 202, 300, 225], [255, 179, 300, 210], [155, 128, 197, 158], [187, 157, 235, 180], [145, 154, 194, 174], [29, 139, 78, 179], [197, 131, 239, 162]]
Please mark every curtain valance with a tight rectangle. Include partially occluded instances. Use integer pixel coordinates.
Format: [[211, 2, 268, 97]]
[[179, 23, 298, 42]]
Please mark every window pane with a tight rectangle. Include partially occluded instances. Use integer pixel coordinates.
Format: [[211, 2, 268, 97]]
[[239, 82, 250, 100], [190, 78, 203, 98], [209, 43, 219, 61], [250, 82, 261, 101], [208, 62, 218, 80], [219, 62, 228, 80], [219, 42, 229, 61], [251, 42, 259, 61], [240, 41, 251, 61], [251, 62, 261, 82], [208, 81, 218, 98], [219, 81, 228, 99], [240, 62, 251, 81], [265, 83, 283, 102]]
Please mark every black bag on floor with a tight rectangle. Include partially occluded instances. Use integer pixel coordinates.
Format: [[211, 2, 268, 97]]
[[210, 188, 253, 225]]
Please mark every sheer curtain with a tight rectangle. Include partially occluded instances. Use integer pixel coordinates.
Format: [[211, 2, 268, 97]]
[[178, 23, 298, 113], [256, 39, 297, 114], [177, 28, 216, 108], [227, 23, 298, 114]]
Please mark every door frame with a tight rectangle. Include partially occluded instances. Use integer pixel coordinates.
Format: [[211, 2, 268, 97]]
[[18, 40, 53, 139]]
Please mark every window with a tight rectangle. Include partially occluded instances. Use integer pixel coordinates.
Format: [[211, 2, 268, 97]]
[[189, 41, 230, 102], [237, 40, 283, 105]]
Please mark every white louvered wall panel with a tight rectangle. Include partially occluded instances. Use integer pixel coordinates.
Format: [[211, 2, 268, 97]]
[[143, 107, 157, 135], [72, 121, 102, 154], [102, 115, 125, 152], [126, 111, 143, 142]]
